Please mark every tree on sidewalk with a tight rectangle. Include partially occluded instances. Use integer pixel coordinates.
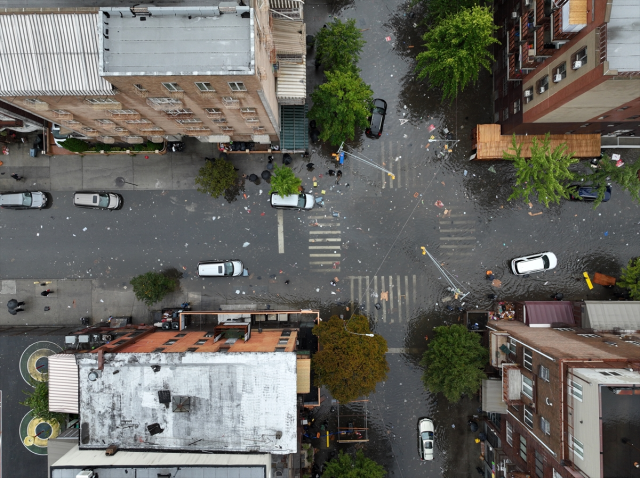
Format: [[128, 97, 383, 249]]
[[20, 377, 66, 425], [420, 324, 488, 403], [322, 450, 386, 478], [574, 155, 640, 208], [315, 18, 365, 72], [415, 6, 499, 101], [269, 163, 302, 197], [411, 0, 489, 23], [312, 315, 388, 403], [617, 257, 640, 300], [195, 157, 239, 200], [130, 270, 180, 307], [308, 69, 373, 146], [504, 133, 579, 208]]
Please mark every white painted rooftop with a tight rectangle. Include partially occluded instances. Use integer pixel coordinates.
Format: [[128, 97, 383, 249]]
[[99, 6, 255, 76], [607, 0, 640, 72], [77, 352, 297, 454]]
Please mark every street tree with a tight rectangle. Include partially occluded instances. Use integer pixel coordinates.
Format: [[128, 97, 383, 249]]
[[312, 315, 389, 403], [322, 450, 386, 478], [315, 18, 365, 71], [575, 155, 640, 208], [617, 257, 640, 300], [20, 377, 66, 425], [504, 133, 579, 208], [309, 69, 373, 146], [195, 157, 238, 200], [269, 163, 302, 197], [411, 0, 489, 23], [131, 270, 180, 307], [420, 324, 488, 403], [415, 6, 499, 101]]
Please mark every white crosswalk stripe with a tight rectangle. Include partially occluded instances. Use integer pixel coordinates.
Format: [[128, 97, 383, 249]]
[[308, 215, 341, 272], [438, 208, 476, 261], [346, 275, 417, 324]]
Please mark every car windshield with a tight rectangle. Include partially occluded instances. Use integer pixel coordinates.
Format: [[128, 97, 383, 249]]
[[224, 262, 234, 276], [542, 256, 549, 268], [374, 107, 385, 115], [97, 194, 110, 208], [297, 195, 306, 208], [22, 192, 32, 207], [421, 431, 433, 440], [424, 441, 433, 449]]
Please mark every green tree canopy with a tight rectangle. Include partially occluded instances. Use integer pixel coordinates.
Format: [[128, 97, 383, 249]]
[[574, 155, 640, 208], [312, 315, 389, 403], [411, 0, 489, 23], [322, 450, 386, 478], [617, 257, 640, 300], [504, 133, 579, 208], [420, 324, 488, 403], [309, 69, 373, 146], [269, 163, 302, 198], [315, 18, 365, 72], [20, 377, 66, 425], [130, 270, 180, 307], [195, 158, 238, 199], [415, 6, 499, 101]]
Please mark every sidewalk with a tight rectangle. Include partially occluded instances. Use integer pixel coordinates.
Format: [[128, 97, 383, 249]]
[[0, 136, 286, 192]]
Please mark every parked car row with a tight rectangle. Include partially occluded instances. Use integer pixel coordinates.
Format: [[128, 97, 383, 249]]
[[0, 191, 123, 210]]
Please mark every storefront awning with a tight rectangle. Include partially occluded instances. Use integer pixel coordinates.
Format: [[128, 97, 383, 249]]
[[49, 354, 79, 414]]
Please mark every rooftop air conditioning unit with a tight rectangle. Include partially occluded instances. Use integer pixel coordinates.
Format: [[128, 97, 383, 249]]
[[524, 89, 532, 97], [539, 86, 546, 93], [511, 11, 518, 18], [553, 74, 563, 82], [573, 60, 582, 69]]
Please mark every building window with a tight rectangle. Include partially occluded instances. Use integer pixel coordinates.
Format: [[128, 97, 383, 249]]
[[569, 380, 583, 401], [134, 84, 147, 92], [625, 340, 640, 346], [578, 333, 601, 338], [553, 470, 562, 478], [580, 123, 591, 128], [553, 62, 567, 82], [125, 119, 152, 125], [555, 328, 574, 332], [502, 77, 508, 97], [489, 412, 502, 430], [162, 82, 183, 92], [86, 98, 119, 105], [275, 347, 286, 352], [513, 99, 521, 114], [95, 119, 115, 125], [187, 347, 198, 352], [522, 375, 534, 399], [509, 338, 516, 354], [573, 47, 587, 68], [539, 364, 549, 381], [627, 115, 640, 120], [600, 371, 621, 376], [220, 126, 234, 132], [148, 98, 182, 106], [176, 118, 203, 125], [163, 339, 177, 346], [506, 421, 513, 446], [195, 82, 216, 92], [617, 106, 630, 111], [524, 406, 534, 428], [537, 75, 549, 93], [228, 82, 247, 92], [152, 347, 165, 353], [524, 87, 534, 103], [205, 108, 223, 115], [523, 348, 533, 370], [108, 109, 139, 116], [519, 435, 527, 461], [535, 450, 545, 478], [241, 107, 257, 114], [597, 115, 609, 120], [24, 98, 47, 106], [540, 416, 550, 435], [503, 108, 509, 121], [503, 48, 508, 69], [571, 436, 584, 459], [494, 112, 500, 123], [195, 339, 207, 345], [211, 117, 227, 123]]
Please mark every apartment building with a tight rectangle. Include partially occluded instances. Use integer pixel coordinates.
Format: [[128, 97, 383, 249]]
[[493, 0, 640, 146], [483, 301, 640, 478], [0, 1, 307, 149]]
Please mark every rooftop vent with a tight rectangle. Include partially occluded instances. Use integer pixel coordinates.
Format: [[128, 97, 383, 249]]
[[151, 365, 161, 373], [147, 423, 164, 435], [158, 390, 171, 407], [172, 395, 191, 413]]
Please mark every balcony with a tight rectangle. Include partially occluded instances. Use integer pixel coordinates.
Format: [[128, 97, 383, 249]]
[[222, 97, 240, 109], [107, 110, 141, 120], [23, 98, 48, 110], [502, 363, 524, 406], [520, 43, 537, 71], [205, 108, 223, 119], [97, 136, 115, 144], [81, 127, 100, 137], [122, 135, 144, 144], [534, 27, 556, 58], [95, 119, 116, 130], [534, 0, 551, 27], [508, 54, 523, 81], [146, 98, 183, 112], [51, 110, 73, 120], [520, 11, 534, 43], [490, 332, 511, 367], [183, 126, 212, 136], [508, 26, 519, 54], [163, 109, 195, 119], [240, 108, 258, 119], [244, 117, 260, 127]]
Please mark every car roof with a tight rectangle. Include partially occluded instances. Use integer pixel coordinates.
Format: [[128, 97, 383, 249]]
[[373, 98, 387, 109], [515, 257, 545, 274], [198, 261, 228, 276], [271, 193, 301, 207]]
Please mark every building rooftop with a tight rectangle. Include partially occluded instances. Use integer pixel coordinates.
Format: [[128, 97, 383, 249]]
[[77, 351, 297, 454], [582, 300, 640, 332], [99, 6, 254, 76], [0, 13, 113, 96], [607, 0, 640, 73]]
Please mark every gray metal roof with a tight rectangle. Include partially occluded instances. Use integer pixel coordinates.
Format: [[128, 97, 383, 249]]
[[0, 14, 113, 96], [582, 301, 640, 331], [99, 7, 254, 76], [524, 301, 575, 327], [77, 352, 297, 454], [607, 0, 640, 72], [481, 379, 507, 414]]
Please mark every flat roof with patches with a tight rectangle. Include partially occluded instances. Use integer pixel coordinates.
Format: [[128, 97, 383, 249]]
[[77, 352, 297, 454]]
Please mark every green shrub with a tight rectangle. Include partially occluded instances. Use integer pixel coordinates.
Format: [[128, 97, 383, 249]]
[[61, 137, 90, 153]]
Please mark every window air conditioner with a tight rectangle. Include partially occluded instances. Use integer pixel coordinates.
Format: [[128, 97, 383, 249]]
[[572, 60, 582, 69], [525, 0, 531, 5], [539, 86, 546, 93], [524, 89, 532, 97], [553, 74, 563, 82], [512, 11, 518, 19]]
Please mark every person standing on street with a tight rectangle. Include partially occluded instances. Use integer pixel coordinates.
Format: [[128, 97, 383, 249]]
[[7, 299, 25, 310], [41, 289, 54, 297], [10, 173, 24, 181]]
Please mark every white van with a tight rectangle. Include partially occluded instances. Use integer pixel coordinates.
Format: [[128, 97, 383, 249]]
[[510, 252, 557, 275], [74, 191, 122, 210], [270, 192, 314, 210], [198, 260, 244, 277]]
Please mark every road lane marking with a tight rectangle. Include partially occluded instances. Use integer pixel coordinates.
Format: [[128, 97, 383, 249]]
[[277, 209, 284, 254], [309, 246, 341, 249], [309, 230, 342, 234]]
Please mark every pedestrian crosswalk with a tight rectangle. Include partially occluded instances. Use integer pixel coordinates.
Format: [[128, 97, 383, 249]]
[[438, 208, 476, 261], [308, 214, 341, 273], [346, 275, 418, 324]]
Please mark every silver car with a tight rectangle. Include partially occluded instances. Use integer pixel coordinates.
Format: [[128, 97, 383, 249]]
[[0, 191, 48, 210], [73, 191, 122, 210], [197, 260, 244, 277], [418, 418, 434, 461]]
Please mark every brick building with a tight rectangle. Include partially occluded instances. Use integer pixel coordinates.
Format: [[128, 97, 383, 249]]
[[492, 0, 640, 145], [483, 301, 640, 478], [0, 1, 308, 150]]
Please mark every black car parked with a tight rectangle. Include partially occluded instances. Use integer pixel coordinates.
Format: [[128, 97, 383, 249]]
[[365, 98, 387, 139], [569, 185, 612, 202]]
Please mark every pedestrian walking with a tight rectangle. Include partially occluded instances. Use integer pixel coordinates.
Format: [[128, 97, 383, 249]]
[[336, 170, 342, 184], [306, 163, 315, 172], [41, 289, 54, 297], [10, 173, 24, 181], [330, 280, 337, 286], [7, 299, 24, 310], [14, 307, 24, 313]]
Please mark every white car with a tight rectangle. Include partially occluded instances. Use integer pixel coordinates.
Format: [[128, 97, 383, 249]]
[[270, 192, 314, 210], [510, 252, 557, 275], [197, 260, 244, 277], [418, 418, 434, 461]]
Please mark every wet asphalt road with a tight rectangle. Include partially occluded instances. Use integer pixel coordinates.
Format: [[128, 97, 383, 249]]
[[2, 0, 640, 476]]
